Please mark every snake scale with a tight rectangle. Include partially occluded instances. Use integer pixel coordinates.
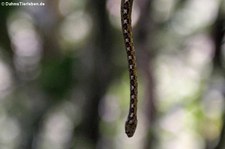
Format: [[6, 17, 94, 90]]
[[121, 0, 138, 137]]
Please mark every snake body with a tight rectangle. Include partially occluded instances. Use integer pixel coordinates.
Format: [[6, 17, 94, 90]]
[[121, 0, 138, 137]]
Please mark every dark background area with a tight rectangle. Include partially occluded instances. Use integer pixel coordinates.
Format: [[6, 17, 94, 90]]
[[0, 0, 225, 149]]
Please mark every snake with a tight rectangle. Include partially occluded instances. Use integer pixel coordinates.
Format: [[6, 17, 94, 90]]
[[121, 0, 138, 137]]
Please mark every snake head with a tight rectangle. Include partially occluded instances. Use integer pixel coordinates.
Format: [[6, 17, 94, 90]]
[[125, 118, 137, 137]]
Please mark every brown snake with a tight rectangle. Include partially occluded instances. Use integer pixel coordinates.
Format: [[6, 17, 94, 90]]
[[121, 0, 138, 137]]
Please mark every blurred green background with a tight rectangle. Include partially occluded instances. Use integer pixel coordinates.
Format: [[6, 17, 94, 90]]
[[0, 0, 225, 149]]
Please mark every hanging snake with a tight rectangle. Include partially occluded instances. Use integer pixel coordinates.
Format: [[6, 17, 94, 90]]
[[121, 0, 138, 137]]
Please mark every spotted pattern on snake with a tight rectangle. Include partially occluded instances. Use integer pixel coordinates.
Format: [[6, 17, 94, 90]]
[[121, 0, 138, 137]]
